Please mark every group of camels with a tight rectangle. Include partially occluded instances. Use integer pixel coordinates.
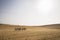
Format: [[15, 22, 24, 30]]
[[15, 27, 26, 31]]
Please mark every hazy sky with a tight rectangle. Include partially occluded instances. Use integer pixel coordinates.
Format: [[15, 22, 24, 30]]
[[0, 0, 60, 26]]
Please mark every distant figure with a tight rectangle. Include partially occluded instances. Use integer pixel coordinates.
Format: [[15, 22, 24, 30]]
[[22, 28, 26, 30], [15, 28, 21, 31], [15, 28, 26, 31]]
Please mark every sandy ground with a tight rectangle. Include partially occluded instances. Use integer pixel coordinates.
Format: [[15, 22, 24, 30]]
[[0, 24, 60, 40]]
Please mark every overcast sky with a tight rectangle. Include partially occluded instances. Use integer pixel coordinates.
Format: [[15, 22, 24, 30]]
[[0, 0, 60, 26]]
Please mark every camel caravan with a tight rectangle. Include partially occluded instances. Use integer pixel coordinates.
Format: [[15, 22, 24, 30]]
[[15, 27, 26, 31]]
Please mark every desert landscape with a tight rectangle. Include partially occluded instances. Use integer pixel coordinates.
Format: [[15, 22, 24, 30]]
[[1, 0, 60, 40], [0, 24, 60, 40]]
